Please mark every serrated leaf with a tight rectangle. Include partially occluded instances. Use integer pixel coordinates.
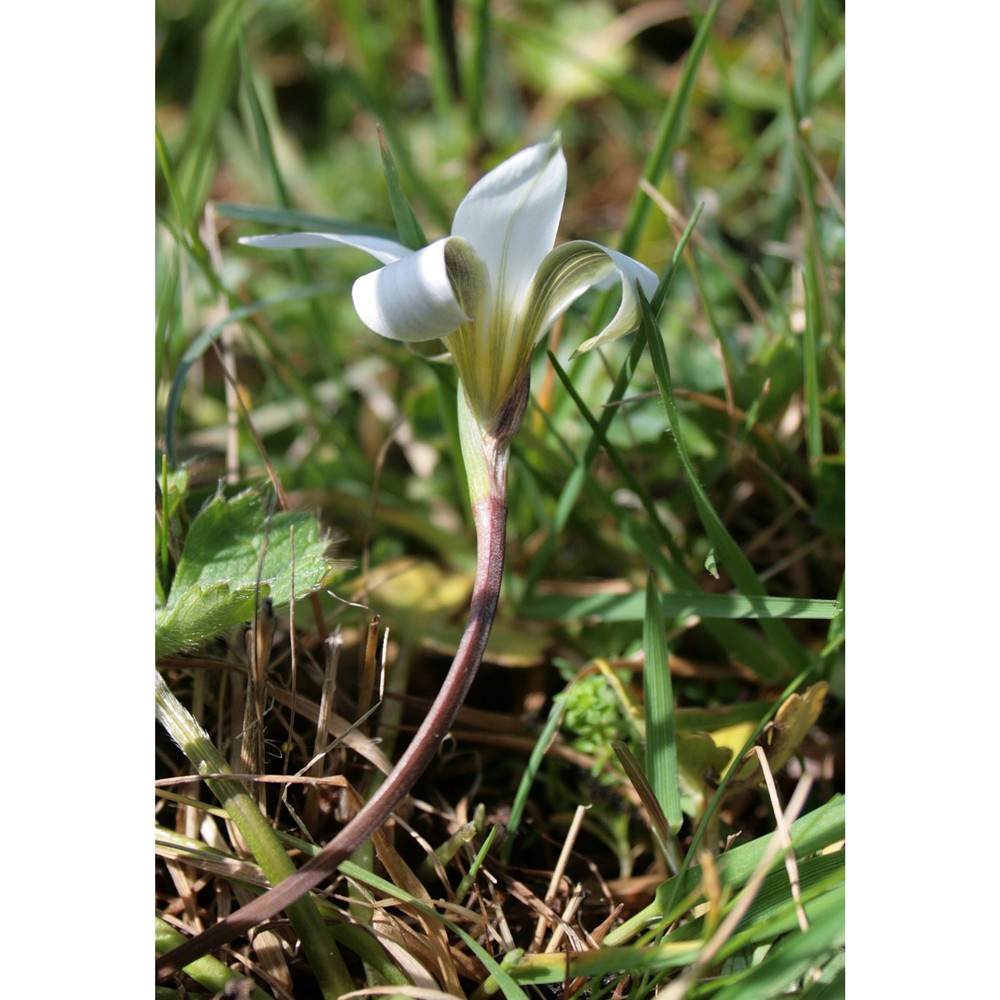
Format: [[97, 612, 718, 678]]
[[155, 581, 264, 658], [155, 487, 335, 657]]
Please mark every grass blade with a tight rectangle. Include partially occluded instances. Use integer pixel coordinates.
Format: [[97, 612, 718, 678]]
[[639, 289, 810, 675], [617, 0, 723, 258], [642, 573, 682, 833], [524, 590, 843, 623], [377, 126, 428, 249], [522, 205, 703, 596]]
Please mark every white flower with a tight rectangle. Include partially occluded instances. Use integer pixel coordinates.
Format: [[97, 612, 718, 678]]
[[242, 137, 657, 427]]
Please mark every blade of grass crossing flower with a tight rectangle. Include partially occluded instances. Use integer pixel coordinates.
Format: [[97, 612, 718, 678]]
[[547, 350, 684, 564], [529, 385, 788, 679], [521, 207, 702, 597], [377, 127, 428, 250], [640, 290, 810, 675], [642, 574, 683, 834]]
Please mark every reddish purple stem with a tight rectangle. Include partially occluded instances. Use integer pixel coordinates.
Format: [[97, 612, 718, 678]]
[[157, 493, 507, 980]]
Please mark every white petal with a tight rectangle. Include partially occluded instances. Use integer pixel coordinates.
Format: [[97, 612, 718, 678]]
[[521, 240, 659, 353], [352, 237, 472, 342], [451, 138, 567, 318], [240, 232, 411, 265], [569, 243, 659, 355]]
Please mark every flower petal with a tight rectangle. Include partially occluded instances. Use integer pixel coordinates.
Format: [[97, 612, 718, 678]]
[[451, 137, 567, 319], [352, 237, 472, 342], [240, 231, 411, 265], [520, 240, 659, 354]]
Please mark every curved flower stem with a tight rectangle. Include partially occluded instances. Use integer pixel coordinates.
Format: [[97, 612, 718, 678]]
[[156, 491, 508, 981]]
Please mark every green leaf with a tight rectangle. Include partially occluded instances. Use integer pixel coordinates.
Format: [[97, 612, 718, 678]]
[[522, 590, 843, 623], [215, 201, 397, 241], [155, 487, 335, 657], [154, 917, 273, 1000], [377, 127, 428, 250], [712, 885, 845, 999], [640, 288, 810, 677], [605, 794, 845, 946], [643, 574, 683, 834]]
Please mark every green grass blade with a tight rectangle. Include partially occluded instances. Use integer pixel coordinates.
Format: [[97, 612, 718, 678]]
[[712, 885, 845, 999], [377, 127, 428, 249], [465, 0, 491, 132], [802, 258, 824, 466], [154, 673, 353, 997], [642, 574, 682, 833], [521, 206, 703, 597], [155, 121, 217, 288], [164, 283, 345, 464], [546, 350, 684, 565], [617, 0, 723, 258], [215, 201, 397, 239], [239, 39, 334, 368], [420, 0, 458, 119], [175, 0, 247, 214], [336, 861, 531, 1000], [640, 289, 810, 675], [155, 917, 274, 1000], [501, 692, 568, 861], [606, 793, 845, 945], [238, 37, 291, 207], [529, 383, 789, 680], [524, 590, 843, 623]]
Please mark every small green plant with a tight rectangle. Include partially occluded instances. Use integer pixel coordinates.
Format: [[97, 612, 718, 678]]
[[156, 0, 844, 994], [156, 479, 335, 657]]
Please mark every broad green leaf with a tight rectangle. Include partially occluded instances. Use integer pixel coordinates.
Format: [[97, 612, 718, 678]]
[[155, 487, 335, 657]]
